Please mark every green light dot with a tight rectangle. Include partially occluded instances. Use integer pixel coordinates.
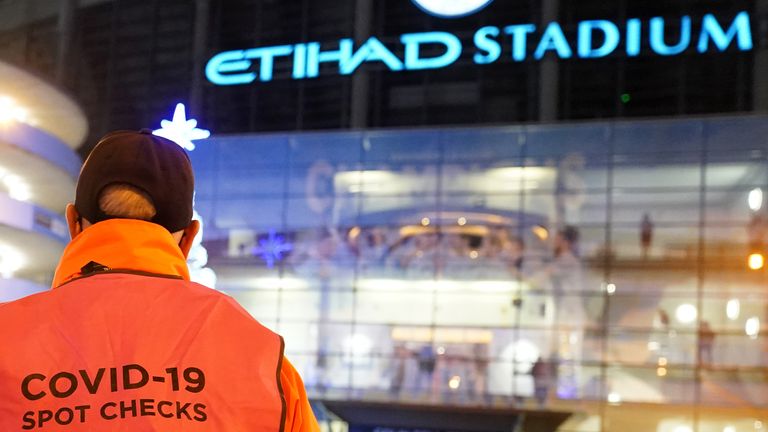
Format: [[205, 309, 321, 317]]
[[621, 93, 631, 103]]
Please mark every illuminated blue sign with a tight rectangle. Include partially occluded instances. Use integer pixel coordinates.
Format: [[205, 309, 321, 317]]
[[206, 11, 753, 86], [410, 0, 495, 18]]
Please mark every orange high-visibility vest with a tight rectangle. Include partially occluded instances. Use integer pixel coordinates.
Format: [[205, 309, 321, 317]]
[[0, 219, 318, 431]]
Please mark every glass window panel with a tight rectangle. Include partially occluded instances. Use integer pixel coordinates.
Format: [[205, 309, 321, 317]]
[[434, 291, 516, 327], [288, 161, 365, 198], [224, 289, 279, 323], [190, 169, 216, 199], [606, 366, 696, 404], [604, 403, 695, 431], [354, 290, 435, 325], [284, 195, 361, 230], [215, 135, 290, 169], [364, 130, 442, 163], [213, 198, 285, 230], [440, 128, 525, 164], [279, 289, 356, 323], [526, 123, 611, 159], [702, 267, 768, 295], [280, 321, 317, 357], [613, 119, 704, 155], [289, 132, 363, 165], [611, 191, 701, 224], [706, 117, 768, 151], [706, 188, 767, 226], [486, 328, 553, 398], [700, 368, 768, 408], [216, 168, 286, 197], [610, 225, 701, 262]]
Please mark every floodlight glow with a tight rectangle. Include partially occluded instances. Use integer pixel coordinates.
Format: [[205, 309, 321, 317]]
[[3, 174, 30, 201], [675, 304, 698, 324], [749, 188, 763, 211], [607, 392, 621, 404], [748, 253, 764, 270], [410, 0, 494, 18], [0, 96, 31, 125], [0, 244, 25, 278], [153, 103, 210, 151]]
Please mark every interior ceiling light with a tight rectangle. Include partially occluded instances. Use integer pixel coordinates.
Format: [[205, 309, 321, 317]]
[[726, 298, 740, 321], [748, 188, 763, 211], [745, 316, 760, 339], [748, 253, 765, 270], [675, 303, 698, 324]]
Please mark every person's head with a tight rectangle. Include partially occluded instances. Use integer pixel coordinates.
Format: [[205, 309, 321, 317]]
[[66, 129, 199, 257], [554, 225, 579, 256]]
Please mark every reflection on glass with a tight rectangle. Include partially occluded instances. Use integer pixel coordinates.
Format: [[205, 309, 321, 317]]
[[194, 117, 768, 429]]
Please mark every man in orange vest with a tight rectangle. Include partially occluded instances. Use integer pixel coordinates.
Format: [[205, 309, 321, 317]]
[[0, 130, 320, 431]]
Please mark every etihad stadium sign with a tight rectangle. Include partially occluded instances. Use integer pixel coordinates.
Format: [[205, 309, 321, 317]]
[[206, 11, 753, 86]]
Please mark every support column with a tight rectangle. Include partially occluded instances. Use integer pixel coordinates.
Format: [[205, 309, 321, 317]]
[[55, 0, 76, 85], [350, 0, 373, 128], [538, 0, 559, 121], [753, 1, 768, 112], [190, 0, 211, 115]]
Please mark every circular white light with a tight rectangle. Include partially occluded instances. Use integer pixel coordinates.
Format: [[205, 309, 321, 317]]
[[606, 283, 616, 295], [675, 304, 698, 324], [746, 317, 760, 339], [457, 217, 467, 226], [411, 0, 494, 18], [607, 392, 621, 404], [448, 375, 461, 389], [749, 188, 763, 211], [726, 299, 741, 321]]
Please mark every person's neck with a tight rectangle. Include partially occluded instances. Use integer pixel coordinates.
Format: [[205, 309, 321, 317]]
[[52, 219, 190, 288]]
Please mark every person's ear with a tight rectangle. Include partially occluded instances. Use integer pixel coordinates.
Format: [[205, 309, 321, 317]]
[[178, 220, 201, 258], [65, 204, 83, 240]]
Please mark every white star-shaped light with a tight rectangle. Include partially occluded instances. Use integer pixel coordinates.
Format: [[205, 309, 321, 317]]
[[153, 103, 210, 151]]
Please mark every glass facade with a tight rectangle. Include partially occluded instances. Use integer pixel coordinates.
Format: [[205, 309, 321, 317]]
[[190, 115, 768, 431]]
